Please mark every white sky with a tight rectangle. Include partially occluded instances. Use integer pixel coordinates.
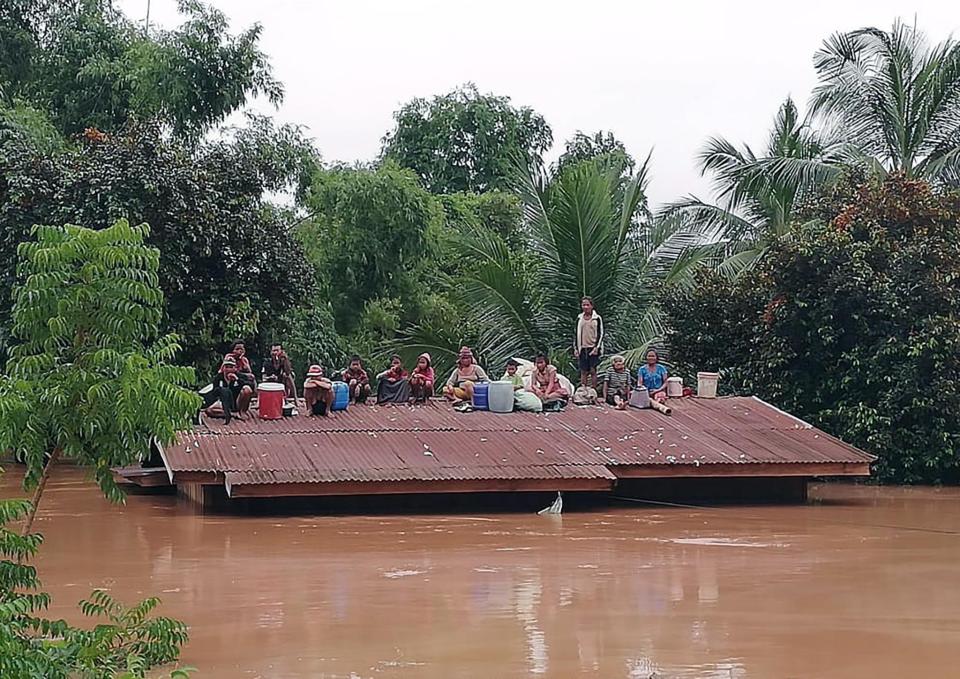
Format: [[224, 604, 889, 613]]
[[119, 0, 960, 208]]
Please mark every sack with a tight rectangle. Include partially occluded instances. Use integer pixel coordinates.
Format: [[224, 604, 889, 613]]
[[513, 390, 543, 412], [573, 386, 598, 406]]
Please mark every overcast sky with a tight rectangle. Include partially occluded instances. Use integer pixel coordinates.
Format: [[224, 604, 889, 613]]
[[119, 0, 959, 208]]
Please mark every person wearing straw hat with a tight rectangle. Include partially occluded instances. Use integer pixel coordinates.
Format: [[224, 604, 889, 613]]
[[443, 346, 489, 404], [409, 353, 435, 403], [303, 364, 334, 416]]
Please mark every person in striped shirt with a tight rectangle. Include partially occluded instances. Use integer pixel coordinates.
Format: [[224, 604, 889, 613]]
[[602, 354, 632, 410]]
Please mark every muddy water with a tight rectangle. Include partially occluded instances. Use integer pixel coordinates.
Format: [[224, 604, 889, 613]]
[[4, 469, 960, 678]]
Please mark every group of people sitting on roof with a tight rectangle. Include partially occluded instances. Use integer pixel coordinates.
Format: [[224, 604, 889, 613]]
[[198, 296, 672, 422]]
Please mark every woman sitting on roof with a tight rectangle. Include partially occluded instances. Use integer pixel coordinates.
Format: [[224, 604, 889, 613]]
[[443, 346, 489, 404], [409, 353, 435, 403], [638, 348, 668, 402], [529, 353, 569, 410], [376, 354, 411, 404]]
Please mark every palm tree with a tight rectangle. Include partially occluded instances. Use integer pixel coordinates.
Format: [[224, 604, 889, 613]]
[[662, 98, 846, 242], [662, 98, 846, 273], [399, 155, 717, 375], [805, 22, 960, 186]]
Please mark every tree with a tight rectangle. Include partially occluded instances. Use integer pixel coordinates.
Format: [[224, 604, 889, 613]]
[[381, 83, 553, 194], [0, 0, 281, 138], [662, 98, 848, 273], [0, 219, 200, 529], [768, 22, 960, 189], [298, 163, 443, 337], [554, 130, 635, 177], [439, 190, 523, 246], [662, 175, 960, 483], [0, 120, 317, 373], [402, 155, 716, 376]]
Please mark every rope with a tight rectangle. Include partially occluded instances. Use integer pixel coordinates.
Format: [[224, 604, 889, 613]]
[[608, 495, 960, 536]]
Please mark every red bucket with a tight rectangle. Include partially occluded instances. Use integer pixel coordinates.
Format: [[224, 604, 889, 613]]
[[257, 382, 285, 420]]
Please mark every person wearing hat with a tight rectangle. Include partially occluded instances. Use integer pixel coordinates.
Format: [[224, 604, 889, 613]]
[[443, 346, 489, 404], [206, 340, 255, 421], [409, 353, 435, 403], [501, 358, 524, 391], [303, 364, 334, 416]]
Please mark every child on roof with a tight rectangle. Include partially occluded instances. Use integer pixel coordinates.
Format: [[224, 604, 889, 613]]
[[602, 354, 632, 410], [342, 355, 371, 404], [409, 353, 435, 403]]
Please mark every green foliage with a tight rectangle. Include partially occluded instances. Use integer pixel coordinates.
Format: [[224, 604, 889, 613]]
[[0, 98, 65, 154], [661, 97, 851, 276], [0, 219, 200, 498], [440, 190, 523, 246], [299, 163, 442, 337], [555, 130, 635, 177], [0, 120, 316, 374], [381, 83, 553, 193], [413, 155, 718, 377], [265, 299, 344, 377], [0, 472, 192, 678], [662, 269, 767, 395], [663, 176, 960, 483], [811, 21, 960, 185], [1, 0, 280, 138]]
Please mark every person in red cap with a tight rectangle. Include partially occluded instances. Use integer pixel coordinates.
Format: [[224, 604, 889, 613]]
[[409, 353, 435, 403], [443, 346, 489, 404], [303, 364, 334, 416]]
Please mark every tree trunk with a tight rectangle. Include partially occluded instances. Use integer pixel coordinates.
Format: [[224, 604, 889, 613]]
[[22, 448, 62, 535]]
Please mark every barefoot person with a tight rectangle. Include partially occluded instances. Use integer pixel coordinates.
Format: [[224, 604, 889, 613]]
[[638, 348, 669, 403], [443, 346, 489, 404], [409, 353, 435, 403], [204, 340, 256, 421], [602, 354, 632, 410], [574, 297, 604, 390], [303, 364, 334, 416], [529, 353, 569, 409], [342, 355, 371, 404]]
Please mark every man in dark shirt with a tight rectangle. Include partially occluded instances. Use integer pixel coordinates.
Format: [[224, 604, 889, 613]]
[[263, 343, 296, 399], [342, 355, 371, 404]]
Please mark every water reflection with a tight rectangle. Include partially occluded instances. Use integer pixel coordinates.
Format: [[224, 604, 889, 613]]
[[4, 469, 960, 677]]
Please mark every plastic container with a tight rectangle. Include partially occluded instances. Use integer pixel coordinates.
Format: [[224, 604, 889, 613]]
[[697, 372, 719, 398], [472, 382, 489, 410], [257, 382, 285, 420], [666, 376, 684, 398], [629, 386, 650, 409], [331, 381, 350, 411], [487, 381, 515, 413]]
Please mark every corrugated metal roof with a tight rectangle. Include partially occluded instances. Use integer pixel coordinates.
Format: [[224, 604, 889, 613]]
[[162, 397, 875, 489]]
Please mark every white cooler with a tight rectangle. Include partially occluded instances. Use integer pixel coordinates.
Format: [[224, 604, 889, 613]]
[[487, 381, 515, 413]]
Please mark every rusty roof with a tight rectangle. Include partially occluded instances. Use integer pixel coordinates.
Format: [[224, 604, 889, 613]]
[[159, 397, 875, 493]]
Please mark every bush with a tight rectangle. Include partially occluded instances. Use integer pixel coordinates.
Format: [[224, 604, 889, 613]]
[[663, 176, 960, 483]]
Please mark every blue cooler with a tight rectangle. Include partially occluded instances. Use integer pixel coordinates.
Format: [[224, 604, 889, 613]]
[[331, 381, 350, 411], [472, 382, 489, 410]]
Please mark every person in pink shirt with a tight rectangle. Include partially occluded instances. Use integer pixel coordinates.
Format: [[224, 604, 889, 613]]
[[409, 353, 435, 403]]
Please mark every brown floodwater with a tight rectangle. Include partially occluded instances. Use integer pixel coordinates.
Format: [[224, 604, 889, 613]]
[[3, 467, 960, 678]]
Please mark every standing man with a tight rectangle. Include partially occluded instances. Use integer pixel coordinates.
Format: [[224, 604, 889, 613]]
[[263, 343, 296, 399], [574, 296, 604, 390]]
